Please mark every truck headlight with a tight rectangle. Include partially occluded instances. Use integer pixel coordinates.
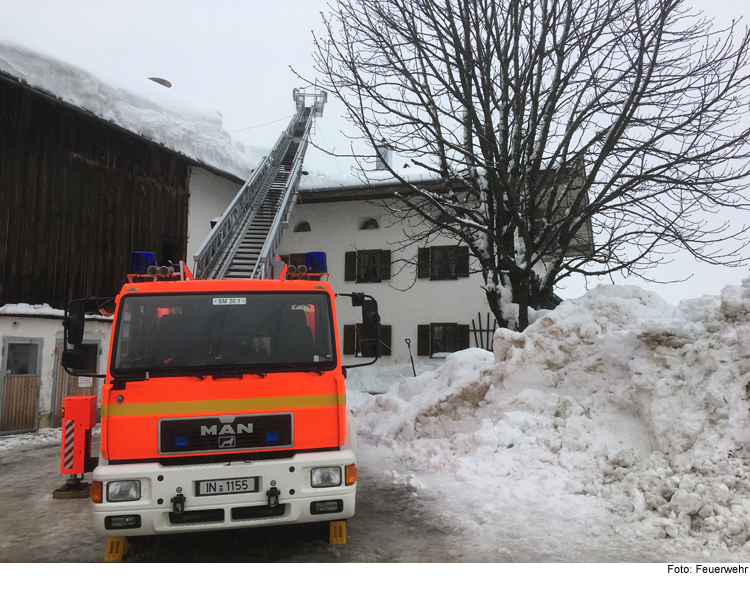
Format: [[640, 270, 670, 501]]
[[106, 480, 141, 502], [311, 467, 342, 488]]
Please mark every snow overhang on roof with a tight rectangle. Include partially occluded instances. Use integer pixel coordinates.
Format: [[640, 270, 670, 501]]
[[0, 38, 265, 182], [298, 169, 448, 202]]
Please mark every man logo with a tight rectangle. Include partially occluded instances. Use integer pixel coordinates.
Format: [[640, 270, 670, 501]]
[[219, 436, 236, 448], [200, 423, 253, 436]]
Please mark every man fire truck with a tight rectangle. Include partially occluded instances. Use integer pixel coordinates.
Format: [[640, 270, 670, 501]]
[[59, 253, 381, 555]]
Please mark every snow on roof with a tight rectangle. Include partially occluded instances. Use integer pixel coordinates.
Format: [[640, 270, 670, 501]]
[[299, 167, 440, 193], [0, 38, 266, 180], [0, 303, 111, 321]]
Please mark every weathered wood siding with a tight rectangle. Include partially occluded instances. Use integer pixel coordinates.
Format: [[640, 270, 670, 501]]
[[0, 375, 37, 431], [0, 77, 190, 308]]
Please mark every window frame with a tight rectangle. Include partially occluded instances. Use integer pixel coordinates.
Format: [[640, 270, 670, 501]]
[[430, 246, 457, 280], [416, 323, 470, 357], [417, 245, 470, 280], [344, 250, 391, 283]]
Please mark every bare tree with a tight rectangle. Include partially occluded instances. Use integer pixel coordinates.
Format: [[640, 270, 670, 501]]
[[308, 0, 750, 330]]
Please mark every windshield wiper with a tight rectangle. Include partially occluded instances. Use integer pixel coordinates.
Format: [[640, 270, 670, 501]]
[[111, 367, 206, 389], [210, 365, 267, 379], [278, 364, 326, 376]]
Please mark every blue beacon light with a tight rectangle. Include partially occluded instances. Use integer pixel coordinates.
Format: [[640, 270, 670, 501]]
[[304, 252, 327, 273], [131, 251, 157, 274]]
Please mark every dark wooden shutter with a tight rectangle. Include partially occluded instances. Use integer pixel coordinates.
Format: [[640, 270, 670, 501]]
[[380, 250, 391, 280], [344, 251, 357, 282], [457, 324, 470, 350], [456, 246, 470, 277], [417, 248, 431, 279], [417, 325, 430, 356], [343, 325, 356, 355], [380, 324, 392, 356]]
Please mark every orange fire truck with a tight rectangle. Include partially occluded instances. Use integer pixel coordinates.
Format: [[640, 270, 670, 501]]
[[59, 255, 381, 551]]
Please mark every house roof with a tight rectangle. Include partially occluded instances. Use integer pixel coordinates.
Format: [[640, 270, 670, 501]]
[[299, 169, 444, 202], [0, 38, 266, 182]]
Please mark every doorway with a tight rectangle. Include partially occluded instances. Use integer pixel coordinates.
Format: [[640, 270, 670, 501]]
[[0, 338, 43, 433]]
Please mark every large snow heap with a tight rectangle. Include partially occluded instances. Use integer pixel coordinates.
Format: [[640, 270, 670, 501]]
[[357, 280, 750, 555]]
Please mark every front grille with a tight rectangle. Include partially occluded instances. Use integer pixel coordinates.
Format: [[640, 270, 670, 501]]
[[159, 413, 293, 454]]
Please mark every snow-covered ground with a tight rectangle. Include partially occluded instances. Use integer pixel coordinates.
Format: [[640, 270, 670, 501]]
[[349, 278, 750, 561]]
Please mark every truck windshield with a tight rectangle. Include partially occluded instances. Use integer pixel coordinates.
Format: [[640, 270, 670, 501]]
[[112, 292, 336, 375]]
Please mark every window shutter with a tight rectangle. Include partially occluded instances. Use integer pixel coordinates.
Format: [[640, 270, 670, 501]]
[[343, 325, 356, 355], [380, 324, 392, 356], [344, 251, 357, 282], [456, 246, 470, 277], [417, 324, 430, 356], [380, 250, 391, 280], [417, 248, 431, 279], [457, 324, 470, 350]]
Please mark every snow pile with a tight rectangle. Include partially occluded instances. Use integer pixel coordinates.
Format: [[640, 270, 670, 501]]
[[0, 39, 266, 180], [0, 427, 61, 450], [356, 281, 750, 558]]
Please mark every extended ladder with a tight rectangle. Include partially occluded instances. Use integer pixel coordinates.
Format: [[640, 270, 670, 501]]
[[193, 89, 326, 280]]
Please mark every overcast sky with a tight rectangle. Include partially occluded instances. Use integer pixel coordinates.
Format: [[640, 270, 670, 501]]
[[1, 0, 749, 305]]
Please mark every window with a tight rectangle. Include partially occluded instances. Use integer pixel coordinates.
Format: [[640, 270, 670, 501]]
[[417, 324, 470, 357], [343, 324, 392, 356], [112, 292, 336, 373], [6, 343, 39, 375], [417, 246, 470, 280], [344, 250, 391, 283], [360, 218, 379, 230], [294, 221, 311, 233]]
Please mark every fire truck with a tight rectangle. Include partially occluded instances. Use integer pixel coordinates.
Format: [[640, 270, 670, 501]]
[[56, 90, 382, 558]]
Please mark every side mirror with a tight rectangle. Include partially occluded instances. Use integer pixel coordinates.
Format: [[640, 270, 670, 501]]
[[359, 299, 381, 358], [64, 301, 85, 345], [61, 348, 85, 370]]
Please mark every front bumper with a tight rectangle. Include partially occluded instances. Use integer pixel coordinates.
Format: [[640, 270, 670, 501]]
[[92, 449, 356, 537]]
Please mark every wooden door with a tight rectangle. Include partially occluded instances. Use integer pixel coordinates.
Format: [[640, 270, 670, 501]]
[[53, 342, 98, 427], [0, 341, 41, 432]]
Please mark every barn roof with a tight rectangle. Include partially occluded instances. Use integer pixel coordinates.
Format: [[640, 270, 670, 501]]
[[0, 38, 265, 181]]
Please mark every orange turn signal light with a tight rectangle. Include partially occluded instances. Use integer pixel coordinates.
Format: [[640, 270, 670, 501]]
[[91, 481, 103, 503], [345, 463, 358, 486]]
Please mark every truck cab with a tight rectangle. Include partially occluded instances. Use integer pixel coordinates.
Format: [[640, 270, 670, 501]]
[[61, 267, 379, 540]]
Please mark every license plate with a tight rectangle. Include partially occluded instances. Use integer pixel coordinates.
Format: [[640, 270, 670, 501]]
[[196, 477, 259, 496]]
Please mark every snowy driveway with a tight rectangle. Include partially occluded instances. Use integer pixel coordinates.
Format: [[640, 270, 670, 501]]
[[0, 434, 481, 562]]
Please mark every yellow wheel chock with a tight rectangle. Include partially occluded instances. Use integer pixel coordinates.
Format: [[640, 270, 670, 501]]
[[329, 520, 346, 545], [104, 536, 130, 562]]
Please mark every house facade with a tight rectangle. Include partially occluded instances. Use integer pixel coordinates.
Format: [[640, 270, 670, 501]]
[[279, 179, 497, 367]]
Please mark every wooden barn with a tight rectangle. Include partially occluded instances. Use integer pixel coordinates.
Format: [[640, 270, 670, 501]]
[[0, 74, 191, 310], [0, 43, 255, 433]]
